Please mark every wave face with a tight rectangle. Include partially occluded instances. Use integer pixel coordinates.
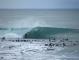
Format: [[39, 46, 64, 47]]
[[24, 27, 79, 39], [0, 27, 79, 39]]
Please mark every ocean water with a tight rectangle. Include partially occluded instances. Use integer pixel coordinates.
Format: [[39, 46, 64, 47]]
[[0, 39, 79, 60], [0, 9, 79, 28], [0, 9, 79, 60]]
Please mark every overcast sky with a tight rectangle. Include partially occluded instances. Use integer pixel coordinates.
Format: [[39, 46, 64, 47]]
[[0, 0, 79, 9]]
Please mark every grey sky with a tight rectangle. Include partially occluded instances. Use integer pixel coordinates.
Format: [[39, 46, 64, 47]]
[[0, 0, 79, 9]]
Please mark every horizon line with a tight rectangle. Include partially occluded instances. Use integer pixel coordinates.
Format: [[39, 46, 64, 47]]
[[0, 8, 79, 10]]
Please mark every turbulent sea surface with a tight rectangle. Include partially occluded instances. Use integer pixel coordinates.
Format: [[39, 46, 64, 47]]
[[0, 9, 79, 60], [0, 27, 79, 60], [0, 38, 79, 60]]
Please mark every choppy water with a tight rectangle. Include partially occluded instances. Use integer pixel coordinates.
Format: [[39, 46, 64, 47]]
[[0, 39, 79, 60]]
